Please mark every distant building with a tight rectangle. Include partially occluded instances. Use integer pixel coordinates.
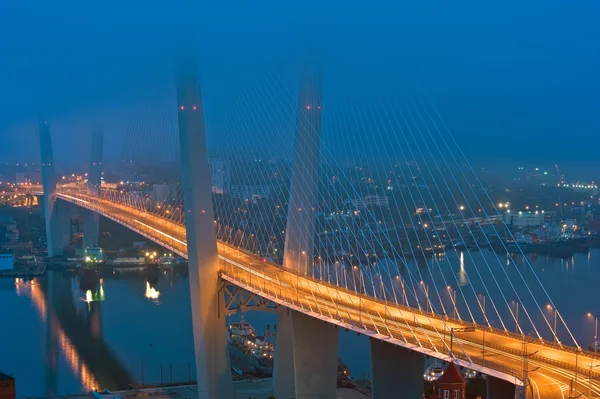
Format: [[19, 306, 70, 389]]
[[152, 184, 176, 203], [84, 247, 104, 263], [0, 371, 15, 399], [362, 195, 389, 207], [503, 210, 546, 228], [1, 242, 31, 255], [231, 184, 270, 201], [209, 158, 230, 194], [429, 362, 466, 399], [0, 252, 14, 271], [4, 229, 18, 241]]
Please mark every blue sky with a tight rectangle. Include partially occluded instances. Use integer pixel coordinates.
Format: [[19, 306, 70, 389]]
[[0, 0, 598, 168]]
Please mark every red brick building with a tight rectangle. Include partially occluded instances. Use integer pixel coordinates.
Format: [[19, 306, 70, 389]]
[[0, 372, 15, 399], [429, 362, 466, 399]]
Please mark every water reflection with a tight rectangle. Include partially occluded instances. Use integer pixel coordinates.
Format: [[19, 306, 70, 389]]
[[145, 281, 160, 302], [14, 272, 133, 394], [458, 251, 467, 286], [16, 278, 100, 391], [84, 283, 105, 304]]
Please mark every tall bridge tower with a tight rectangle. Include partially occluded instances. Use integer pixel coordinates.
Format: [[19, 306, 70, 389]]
[[176, 58, 234, 399], [283, 71, 322, 275], [274, 72, 341, 399], [83, 127, 104, 249], [39, 120, 71, 257]]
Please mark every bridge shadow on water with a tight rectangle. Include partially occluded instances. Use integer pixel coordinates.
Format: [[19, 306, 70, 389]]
[[42, 271, 134, 390]]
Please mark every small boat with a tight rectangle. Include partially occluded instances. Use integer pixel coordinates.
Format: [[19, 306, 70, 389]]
[[424, 361, 444, 382]]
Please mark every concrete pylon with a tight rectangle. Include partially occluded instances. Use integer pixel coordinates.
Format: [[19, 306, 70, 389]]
[[176, 58, 233, 399], [83, 127, 104, 249], [87, 127, 104, 195], [370, 339, 424, 398], [282, 71, 323, 275], [275, 72, 335, 399], [39, 120, 70, 257]]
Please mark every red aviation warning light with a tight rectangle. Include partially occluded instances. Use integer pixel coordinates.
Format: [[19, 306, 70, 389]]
[[179, 105, 185, 110]]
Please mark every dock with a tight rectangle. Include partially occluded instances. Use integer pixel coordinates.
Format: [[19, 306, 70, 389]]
[[0, 264, 45, 278]]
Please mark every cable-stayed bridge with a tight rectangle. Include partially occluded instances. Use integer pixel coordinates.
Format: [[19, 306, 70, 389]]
[[34, 61, 600, 399]]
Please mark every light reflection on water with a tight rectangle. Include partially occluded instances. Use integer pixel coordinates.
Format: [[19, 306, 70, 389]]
[[145, 281, 160, 301], [1, 249, 599, 395], [15, 278, 100, 392]]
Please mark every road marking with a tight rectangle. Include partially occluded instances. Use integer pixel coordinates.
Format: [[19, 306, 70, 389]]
[[133, 219, 187, 246], [538, 372, 573, 399], [59, 194, 90, 204], [530, 376, 541, 399]]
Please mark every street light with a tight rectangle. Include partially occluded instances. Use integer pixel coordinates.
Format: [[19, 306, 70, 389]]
[[547, 304, 558, 343], [587, 362, 600, 399], [447, 285, 457, 319], [420, 281, 430, 312], [395, 276, 407, 306], [587, 312, 598, 353], [481, 294, 487, 360], [512, 300, 520, 334]]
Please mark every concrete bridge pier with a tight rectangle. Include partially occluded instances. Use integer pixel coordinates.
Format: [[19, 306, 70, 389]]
[[273, 308, 296, 399], [370, 339, 424, 399], [294, 313, 339, 399], [487, 376, 525, 399], [83, 210, 99, 249], [274, 310, 339, 399]]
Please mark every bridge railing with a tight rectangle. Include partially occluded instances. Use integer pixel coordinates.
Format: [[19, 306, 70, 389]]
[[217, 244, 599, 381], [55, 190, 600, 380], [218, 261, 527, 382]]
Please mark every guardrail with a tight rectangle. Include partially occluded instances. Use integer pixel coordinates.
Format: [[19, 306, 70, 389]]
[[57, 189, 600, 381]]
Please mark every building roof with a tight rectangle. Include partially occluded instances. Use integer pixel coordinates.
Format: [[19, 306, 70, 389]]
[[0, 371, 14, 381], [436, 362, 466, 384]]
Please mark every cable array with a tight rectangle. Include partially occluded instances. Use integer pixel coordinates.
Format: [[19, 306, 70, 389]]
[[75, 70, 581, 355]]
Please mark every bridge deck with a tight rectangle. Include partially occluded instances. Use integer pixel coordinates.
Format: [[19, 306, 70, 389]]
[[56, 190, 600, 399]]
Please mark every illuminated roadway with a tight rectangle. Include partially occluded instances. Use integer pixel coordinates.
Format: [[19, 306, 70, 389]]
[[51, 189, 600, 398]]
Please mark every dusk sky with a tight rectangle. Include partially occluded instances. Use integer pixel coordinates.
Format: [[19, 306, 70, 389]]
[[0, 1, 598, 170]]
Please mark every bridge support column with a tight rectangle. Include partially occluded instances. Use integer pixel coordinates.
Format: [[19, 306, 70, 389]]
[[177, 59, 233, 399], [292, 313, 339, 399], [370, 339, 424, 399], [53, 200, 72, 253], [83, 127, 103, 250], [39, 120, 70, 257], [487, 376, 523, 399], [273, 308, 296, 399], [83, 211, 99, 249]]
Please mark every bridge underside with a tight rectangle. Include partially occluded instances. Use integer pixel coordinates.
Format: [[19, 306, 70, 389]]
[[55, 196, 527, 387], [58, 194, 600, 399]]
